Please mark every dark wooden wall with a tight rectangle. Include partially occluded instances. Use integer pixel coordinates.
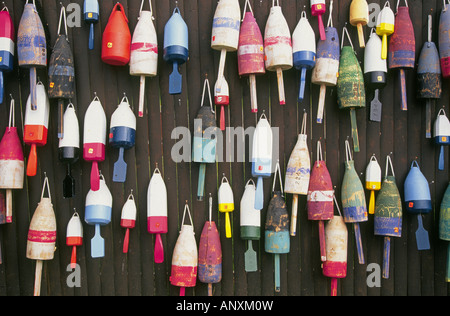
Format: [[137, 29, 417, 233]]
[[0, 0, 449, 296]]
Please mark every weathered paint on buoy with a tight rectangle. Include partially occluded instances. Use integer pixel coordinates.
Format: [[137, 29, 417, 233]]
[[264, 1, 293, 106], [439, 183, 450, 282], [439, 3, 450, 78], [218, 175, 234, 238], [374, 155, 402, 279], [0, 6, 14, 104], [365, 155, 382, 215], [350, 0, 369, 48], [101, 2, 131, 66], [434, 109, 450, 171], [84, 0, 99, 50], [238, 4, 265, 113], [376, 1, 395, 60], [66, 211, 83, 269], [147, 166, 168, 263]]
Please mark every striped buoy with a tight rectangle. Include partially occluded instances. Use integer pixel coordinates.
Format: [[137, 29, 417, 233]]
[[0, 5, 14, 104]]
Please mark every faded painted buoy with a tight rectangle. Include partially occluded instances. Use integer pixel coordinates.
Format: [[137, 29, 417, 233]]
[[350, 0, 369, 48], [439, 183, 450, 282], [439, 3, 450, 78]]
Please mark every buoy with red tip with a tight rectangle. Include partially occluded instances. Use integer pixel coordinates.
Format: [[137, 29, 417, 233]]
[[59, 103, 79, 199], [252, 113, 273, 210], [215, 77, 229, 131], [198, 194, 222, 296], [434, 108, 450, 171], [365, 155, 382, 215], [0, 5, 14, 104], [26, 175, 56, 296], [376, 1, 395, 60], [83, 95, 106, 191], [322, 197, 348, 296], [130, 0, 158, 118], [211, 0, 240, 92], [147, 166, 168, 263], [109, 95, 136, 183], [388, 0, 415, 111], [310, 0, 326, 41], [238, 0, 265, 113], [349, 0, 369, 48], [85, 174, 112, 258], [24, 81, 50, 177], [285, 112, 310, 237], [121, 191, 136, 254], [292, 11, 316, 102], [17, 0, 46, 111], [170, 202, 197, 296], [164, 7, 189, 95], [66, 210, 83, 269], [240, 179, 259, 272], [218, 174, 234, 238], [311, 1, 339, 123], [264, 0, 293, 106], [101, 2, 131, 66], [0, 98, 24, 223], [84, 0, 99, 50], [307, 140, 334, 262], [439, 1, 450, 78]]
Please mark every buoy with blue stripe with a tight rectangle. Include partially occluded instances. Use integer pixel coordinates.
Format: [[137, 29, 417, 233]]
[[404, 160, 431, 250], [109, 95, 136, 183], [439, 183, 450, 282], [211, 0, 240, 93], [66, 210, 83, 269], [17, 0, 46, 111], [164, 7, 188, 95], [85, 174, 112, 258], [83, 95, 106, 191], [84, 0, 99, 50], [434, 109, 450, 171], [130, 0, 158, 118], [121, 191, 136, 254], [0, 5, 14, 104], [292, 11, 316, 101], [252, 113, 273, 210]]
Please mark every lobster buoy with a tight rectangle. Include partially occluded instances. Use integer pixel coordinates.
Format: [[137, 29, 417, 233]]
[[374, 155, 402, 279], [26, 175, 56, 296], [341, 140, 367, 264], [349, 0, 369, 48], [0, 98, 24, 223], [48, 6, 75, 140], [252, 113, 273, 210], [211, 0, 240, 92], [322, 199, 348, 296], [310, 0, 326, 41], [311, 1, 339, 123], [109, 95, 136, 183], [101, 2, 131, 66], [404, 160, 431, 251], [17, 0, 46, 111], [218, 175, 234, 238], [164, 7, 188, 95], [439, 183, 450, 282], [365, 155, 382, 215], [24, 82, 50, 177], [238, 1, 265, 113], [434, 109, 450, 171], [0, 5, 14, 104], [170, 203, 197, 296], [292, 11, 316, 102], [307, 140, 333, 262], [147, 166, 168, 263], [192, 78, 217, 201], [120, 191, 136, 254], [66, 210, 83, 269], [418, 15, 442, 139], [83, 95, 106, 191], [364, 30, 387, 122], [198, 194, 222, 296], [389, 0, 415, 111], [337, 27, 365, 153], [83, 0, 99, 50], [285, 112, 310, 237], [265, 162, 289, 293], [59, 103, 79, 199], [85, 174, 112, 258], [240, 179, 259, 272], [215, 77, 229, 131], [130, 0, 158, 118], [376, 1, 395, 60], [264, 0, 293, 106], [439, 2, 450, 78]]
